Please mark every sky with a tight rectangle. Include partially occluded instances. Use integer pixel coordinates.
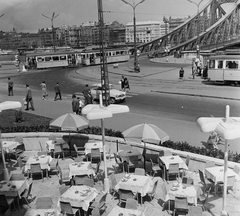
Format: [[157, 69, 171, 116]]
[[0, 0, 233, 33]]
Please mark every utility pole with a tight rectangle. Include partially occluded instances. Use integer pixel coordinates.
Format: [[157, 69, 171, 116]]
[[98, 0, 110, 106], [41, 12, 59, 52], [121, 0, 145, 73]]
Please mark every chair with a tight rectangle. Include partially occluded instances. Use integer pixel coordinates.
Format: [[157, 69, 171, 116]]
[[174, 196, 189, 216], [59, 201, 80, 216], [89, 193, 107, 213], [35, 197, 53, 209], [134, 168, 145, 176], [124, 156, 138, 173], [182, 177, 194, 185], [118, 189, 137, 207], [162, 199, 175, 214], [54, 144, 65, 159], [147, 180, 158, 201], [113, 153, 123, 173], [9, 173, 25, 181], [17, 157, 25, 172], [94, 162, 102, 181], [84, 178, 94, 187], [58, 167, 70, 185], [91, 148, 101, 163], [29, 163, 43, 181], [91, 207, 100, 216], [109, 173, 118, 198], [0, 195, 15, 212], [126, 198, 138, 210], [59, 185, 69, 195], [181, 155, 190, 177], [20, 181, 33, 207], [167, 163, 179, 181], [187, 206, 203, 216], [198, 169, 213, 193], [73, 144, 85, 156], [217, 175, 236, 195], [74, 175, 88, 186], [205, 161, 215, 168], [150, 158, 161, 177], [49, 155, 60, 177], [197, 187, 211, 211], [233, 165, 240, 175]]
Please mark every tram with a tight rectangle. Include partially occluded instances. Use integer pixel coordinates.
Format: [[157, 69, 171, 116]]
[[81, 47, 130, 66], [26, 51, 81, 69], [208, 55, 240, 85]]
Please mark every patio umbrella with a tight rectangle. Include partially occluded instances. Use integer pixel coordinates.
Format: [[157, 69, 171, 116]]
[[122, 122, 170, 169], [49, 113, 89, 155]]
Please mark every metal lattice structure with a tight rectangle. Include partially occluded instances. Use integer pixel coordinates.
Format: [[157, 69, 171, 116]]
[[136, 0, 240, 55]]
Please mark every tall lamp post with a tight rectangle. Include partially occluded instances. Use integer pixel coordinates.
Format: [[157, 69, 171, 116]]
[[41, 12, 59, 52], [187, 0, 203, 57], [121, 0, 145, 73], [0, 101, 22, 180]]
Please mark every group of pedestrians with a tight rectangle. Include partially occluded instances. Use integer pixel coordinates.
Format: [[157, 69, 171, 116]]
[[120, 75, 130, 91]]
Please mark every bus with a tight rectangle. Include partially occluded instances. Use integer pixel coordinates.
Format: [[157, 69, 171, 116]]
[[208, 55, 240, 85], [26, 51, 81, 69], [81, 47, 130, 66]]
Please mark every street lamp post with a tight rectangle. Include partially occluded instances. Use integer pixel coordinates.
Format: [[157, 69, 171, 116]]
[[41, 12, 59, 52], [187, 0, 203, 57], [121, 0, 146, 73], [0, 101, 22, 180]]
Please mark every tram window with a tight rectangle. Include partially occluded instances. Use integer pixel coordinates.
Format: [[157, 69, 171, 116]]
[[96, 53, 100, 57], [218, 61, 223, 69], [209, 60, 215, 68], [60, 55, 67, 60], [116, 51, 120, 55], [37, 57, 44, 62], [45, 56, 52, 61], [52, 56, 60, 61], [226, 60, 238, 69], [121, 51, 124, 55]]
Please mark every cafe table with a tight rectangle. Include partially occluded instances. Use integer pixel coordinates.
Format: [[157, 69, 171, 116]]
[[58, 185, 98, 211], [115, 173, 153, 204], [159, 155, 188, 180], [1, 140, 20, 153], [68, 161, 95, 178], [118, 148, 141, 162], [107, 205, 145, 216], [24, 208, 60, 216], [165, 182, 202, 205], [24, 155, 53, 177], [84, 141, 103, 155], [0, 179, 29, 209]]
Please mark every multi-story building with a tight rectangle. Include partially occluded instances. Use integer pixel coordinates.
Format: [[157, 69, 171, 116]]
[[166, 16, 189, 32], [125, 20, 167, 44]]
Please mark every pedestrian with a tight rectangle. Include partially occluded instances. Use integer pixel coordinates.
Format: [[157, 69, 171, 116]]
[[25, 84, 34, 111], [179, 67, 184, 79], [40, 81, 48, 100], [54, 82, 62, 101], [77, 97, 84, 115], [8, 77, 13, 96], [72, 94, 79, 114], [120, 76, 125, 91], [82, 84, 93, 105], [124, 77, 130, 91]]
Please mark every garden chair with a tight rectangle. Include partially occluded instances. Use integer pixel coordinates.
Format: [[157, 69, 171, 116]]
[[182, 177, 194, 185], [16, 157, 25, 173], [54, 144, 64, 159], [217, 175, 236, 195], [91, 148, 101, 163], [58, 166, 70, 185], [84, 178, 94, 188], [162, 199, 175, 215], [118, 189, 137, 207], [113, 153, 123, 173], [35, 197, 53, 209], [29, 163, 43, 181], [74, 175, 89, 186], [134, 168, 145, 176], [49, 155, 60, 177], [73, 144, 85, 157], [174, 196, 189, 216], [59, 185, 69, 195], [109, 173, 118, 199], [126, 198, 138, 210], [197, 187, 211, 211], [147, 180, 158, 201], [59, 201, 80, 216], [20, 181, 33, 207], [180, 155, 190, 177], [187, 206, 203, 216], [167, 163, 179, 181], [150, 158, 161, 177], [88, 193, 107, 213], [94, 161, 102, 181], [198, 169, 214, 193]]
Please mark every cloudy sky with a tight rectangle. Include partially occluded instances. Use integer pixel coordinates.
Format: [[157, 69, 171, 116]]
[[0, 0, 232, 32]]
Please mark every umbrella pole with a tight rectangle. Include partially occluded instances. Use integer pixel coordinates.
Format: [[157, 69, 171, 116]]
[[144, 141, 146, 171], [101, 118, 109, 193]]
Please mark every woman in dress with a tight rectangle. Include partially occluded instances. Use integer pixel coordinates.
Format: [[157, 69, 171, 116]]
[[40, 81, 48, 100]]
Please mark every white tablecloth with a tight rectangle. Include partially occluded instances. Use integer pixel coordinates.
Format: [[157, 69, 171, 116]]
[[84, 141, 103, 155], [0, 180, 29, 198], [68, 162, 95, 178], [159, 155, 188, 170], [165, 183, 200, 205], [115, 174, 153, 197], [205, 166, 240, 184], [59, 185, 98, 211], [24, 155, 53, 172], [2, 141, 20, 153], [24, 209, 60, 216], [108, 205, 145, 216]]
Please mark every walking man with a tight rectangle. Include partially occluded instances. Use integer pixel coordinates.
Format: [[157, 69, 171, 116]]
[[54, 82, 62, 101], [72, 94, 79, 114], [82, 84, 93, 105], [8, 77, 13, 96], [25, 84, 34, 111]]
